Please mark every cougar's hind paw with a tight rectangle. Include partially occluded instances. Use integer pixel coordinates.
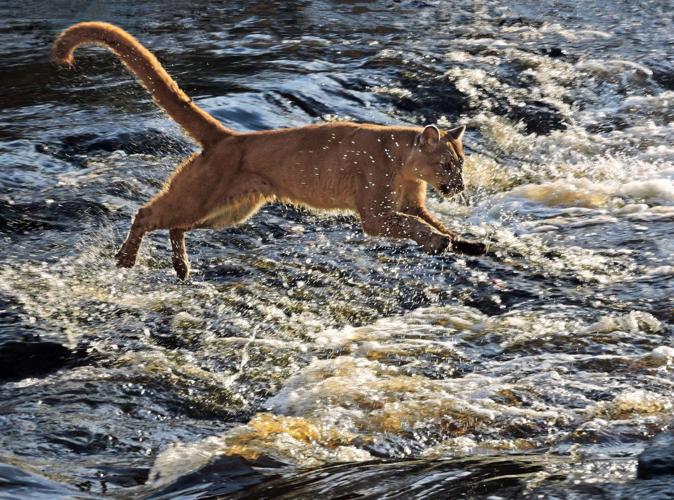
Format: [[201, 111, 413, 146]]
[[172, 258, 191, 281], [115, 249, 137, 268]]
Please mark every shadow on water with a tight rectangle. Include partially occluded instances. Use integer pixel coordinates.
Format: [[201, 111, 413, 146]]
[[146, 454, 553, 499], [0, 453, 554, 499]]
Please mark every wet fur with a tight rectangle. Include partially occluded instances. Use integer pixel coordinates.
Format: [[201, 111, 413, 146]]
[[53, 22, 485, 280]]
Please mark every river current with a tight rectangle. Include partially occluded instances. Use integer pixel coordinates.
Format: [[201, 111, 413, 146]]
[[1, 1, 672, 498]]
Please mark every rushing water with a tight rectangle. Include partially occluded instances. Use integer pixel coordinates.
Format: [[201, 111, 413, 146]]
[[1, 1, 673, 498]]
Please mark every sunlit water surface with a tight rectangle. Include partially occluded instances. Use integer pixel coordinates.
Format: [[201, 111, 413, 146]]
[[0, 1, 672, 498]]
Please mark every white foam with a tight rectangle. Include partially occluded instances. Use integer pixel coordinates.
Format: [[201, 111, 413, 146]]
[[618, 179, 674, 201], [581, 311, 663, 335], [648, 346, 674, 361], [505, 176, 674, 210]]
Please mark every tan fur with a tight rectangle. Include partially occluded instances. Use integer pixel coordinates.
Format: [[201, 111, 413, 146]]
[[53, 22, 485, 280]]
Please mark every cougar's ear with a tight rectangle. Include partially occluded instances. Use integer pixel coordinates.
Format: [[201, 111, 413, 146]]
[[415, 125, 441, 147], [447, 125, 466, 142]]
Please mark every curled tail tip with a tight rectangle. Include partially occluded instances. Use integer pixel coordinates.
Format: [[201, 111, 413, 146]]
[[51, 21, 108, 67], [52, 30, 76, 67], [52, 46, 74, 67]]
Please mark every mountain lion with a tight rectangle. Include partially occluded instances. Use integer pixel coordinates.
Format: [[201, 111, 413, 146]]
[[53, 22, 486, 279]]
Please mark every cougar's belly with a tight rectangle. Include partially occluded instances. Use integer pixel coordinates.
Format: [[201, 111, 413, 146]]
[[197, 194, 268, 229], [273, 166, 359, 212], [281, 184, 357, 211]]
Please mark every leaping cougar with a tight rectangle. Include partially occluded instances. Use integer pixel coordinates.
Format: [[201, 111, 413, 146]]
[[53, 22, 486, 280]]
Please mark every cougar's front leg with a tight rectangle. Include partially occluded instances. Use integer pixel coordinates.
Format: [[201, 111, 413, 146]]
[[357, 187, 449, 253], [399, 180, 455, 236], [399, 180, 486, 256], [361, 211, 452, 254], [406, 206, 454, 236], [362, 211, 487, 255], [411, 207, 486, 256]]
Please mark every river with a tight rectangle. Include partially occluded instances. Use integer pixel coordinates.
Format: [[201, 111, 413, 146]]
[[0, 1, 672, 498]]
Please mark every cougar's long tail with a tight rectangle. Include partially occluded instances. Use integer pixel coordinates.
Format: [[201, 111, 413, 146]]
[[53, 22, 232, 147]]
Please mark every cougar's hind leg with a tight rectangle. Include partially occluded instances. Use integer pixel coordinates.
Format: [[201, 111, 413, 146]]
[[114, 151, 228, 270], [169, 228, 190, 280], [115, 205, 153, 268], [115, 193, 207, 270], [115, 192, 208, 270], [117, 165, 274, 275]]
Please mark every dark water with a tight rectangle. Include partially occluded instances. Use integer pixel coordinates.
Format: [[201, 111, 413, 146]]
[[1, 1, 673, 498]]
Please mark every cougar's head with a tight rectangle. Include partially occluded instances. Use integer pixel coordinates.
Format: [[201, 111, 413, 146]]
[[404, 124, 466, 197]]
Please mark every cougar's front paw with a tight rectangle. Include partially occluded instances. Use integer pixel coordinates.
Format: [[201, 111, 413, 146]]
[[423, 234, 452, 254], [451, 239, 487, 256]]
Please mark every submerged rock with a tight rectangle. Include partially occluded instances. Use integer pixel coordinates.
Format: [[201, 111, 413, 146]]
[[395, 73, 471, 123], [539, 47, 568, 59], [638, 429, 674, 480], [504, 100, 568, 135], [0, 463, 95, 499], [0, 296, 90, 382], [149, 455, 281, 498], [0, 337, 83, 382], [0, 199, 109, 234], [57, 128, 192, 159], [644, 59, 674, 91]]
